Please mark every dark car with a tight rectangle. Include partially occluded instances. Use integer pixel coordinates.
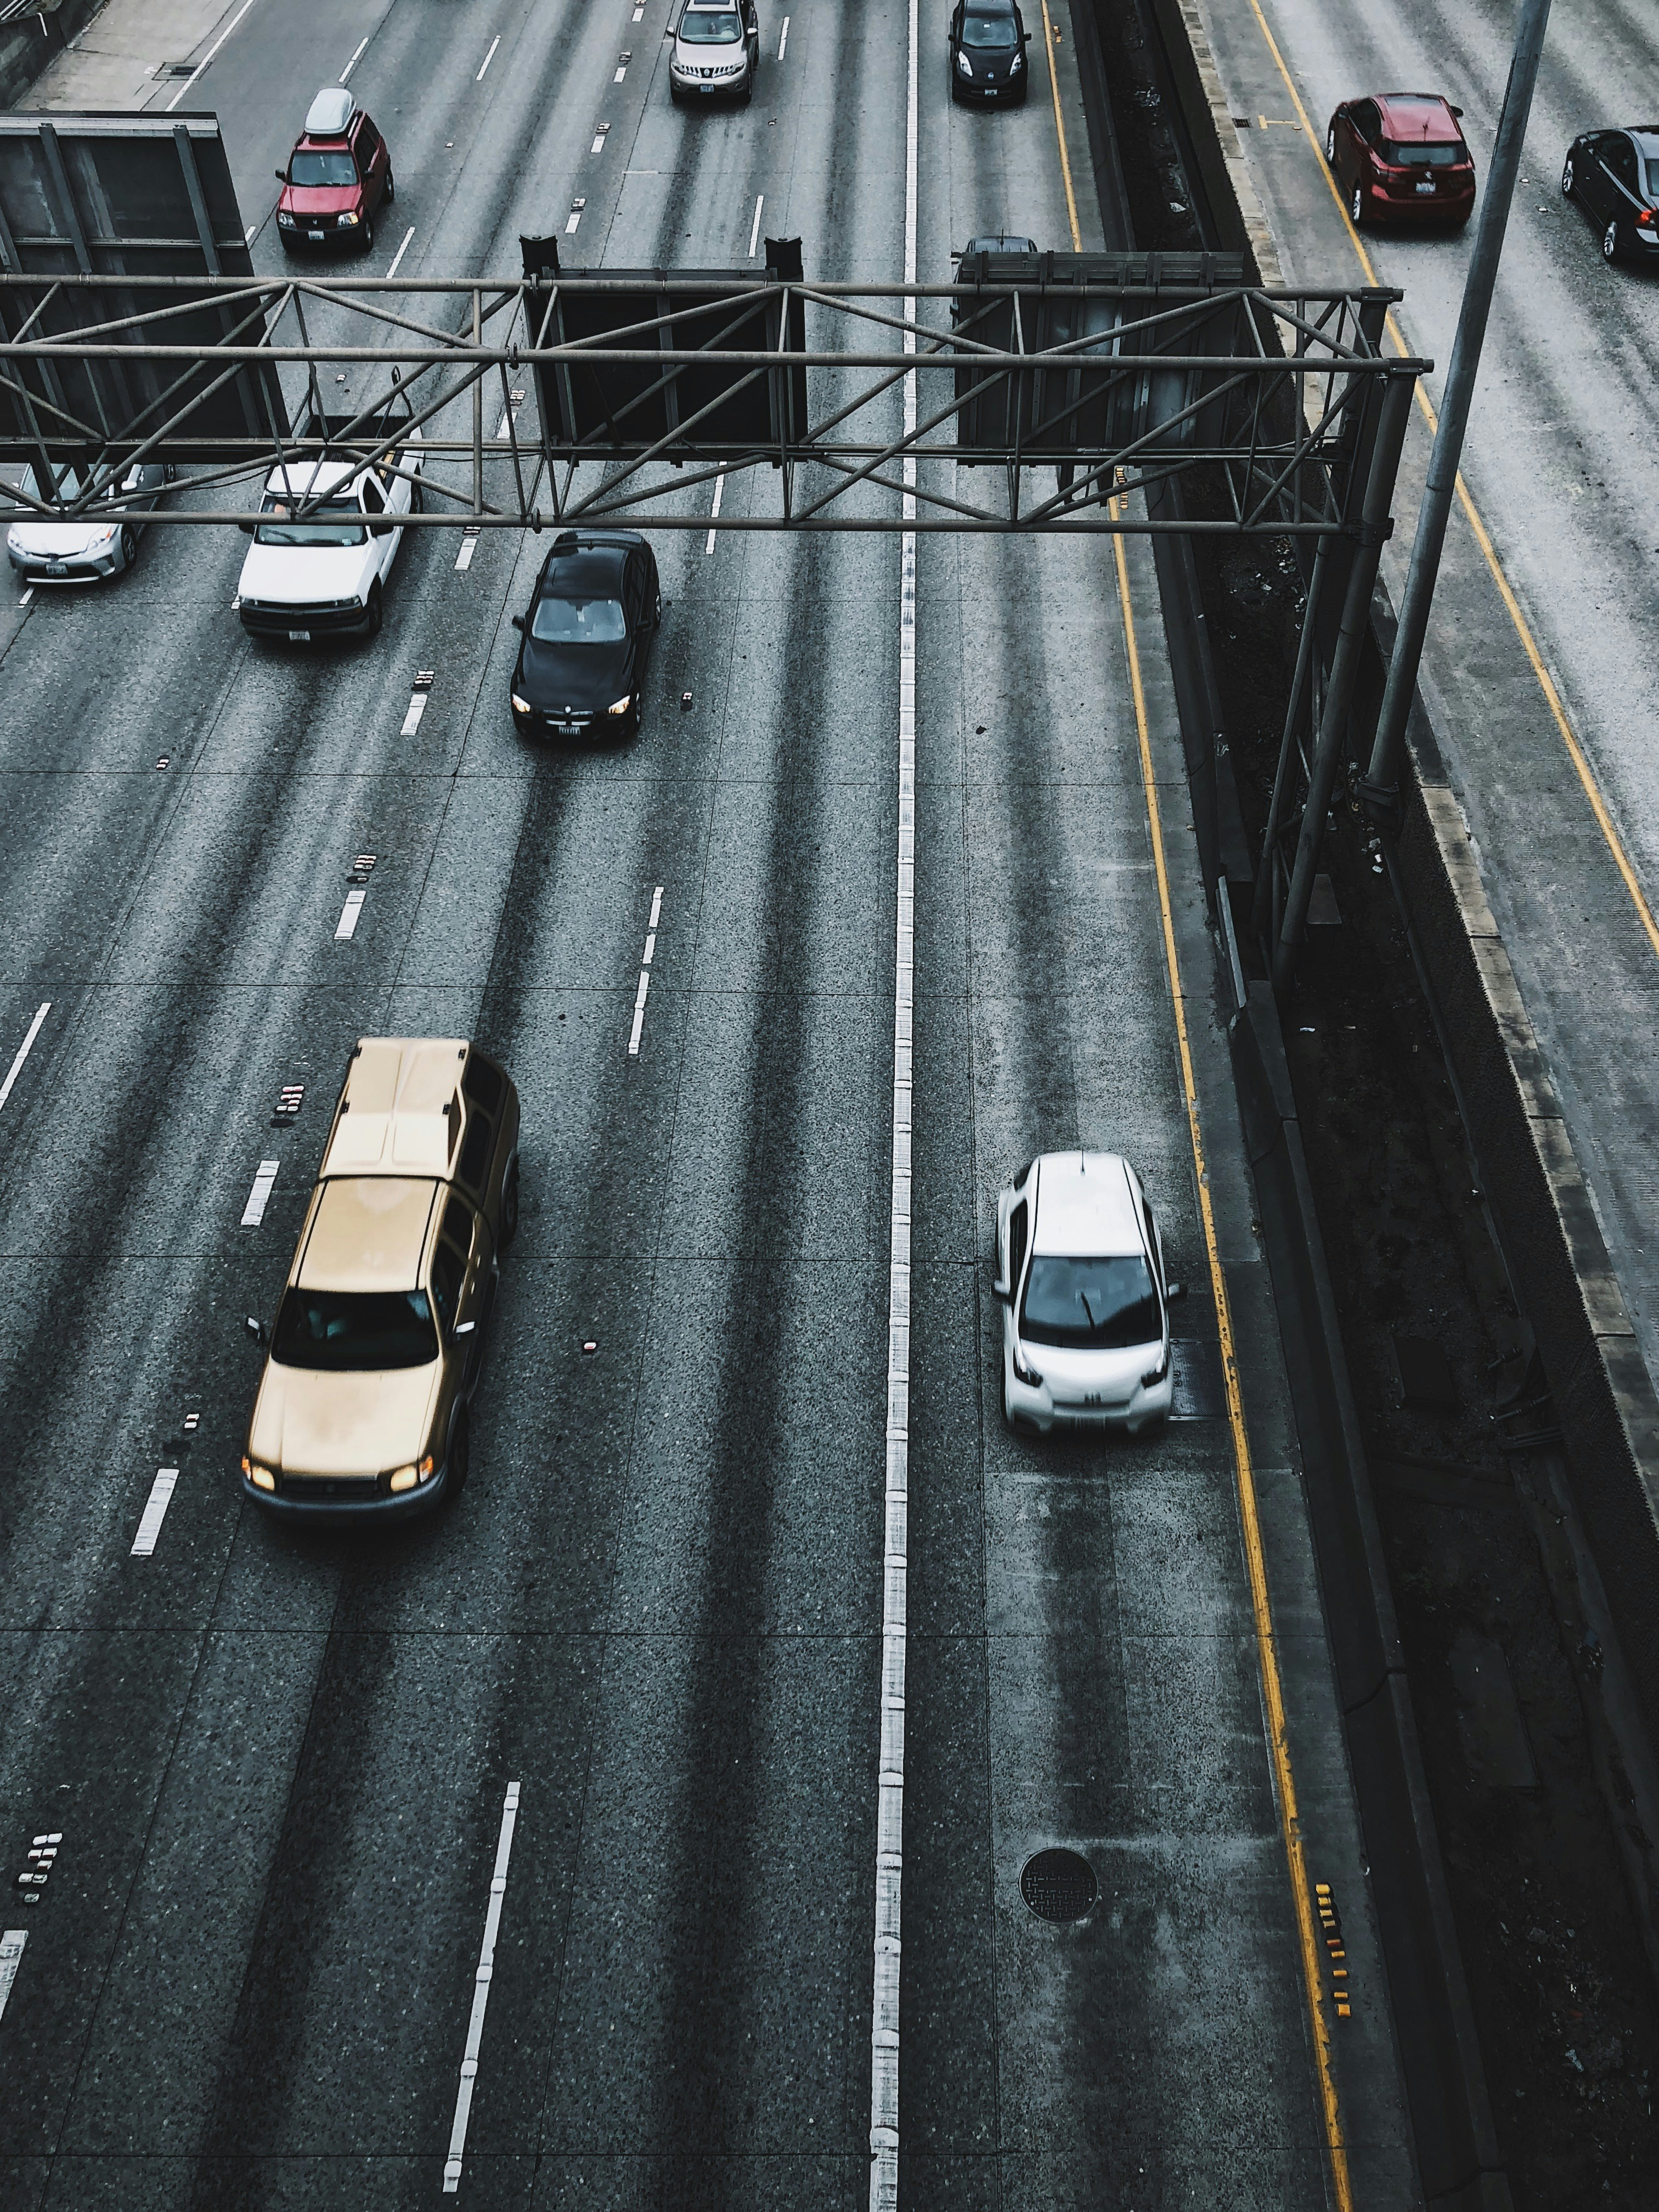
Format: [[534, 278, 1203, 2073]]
[[1324, 92, 1475, 228], [275, 86, 393, 256], [949, 0, 1030, 105], [510, 531, 661, 740], [1562, 128, 1659, 264]]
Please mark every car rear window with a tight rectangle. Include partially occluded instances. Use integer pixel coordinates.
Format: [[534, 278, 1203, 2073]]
[[272, 1288, 438, 1371], [289, 150, 357, 187], [1387, 139, 1463, 166], [1020, 1255, 1159, 1350]]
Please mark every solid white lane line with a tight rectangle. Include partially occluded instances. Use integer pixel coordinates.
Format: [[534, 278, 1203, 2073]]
[[0, 1931, 24, 2023], [400, 690, 429, 737], [241, 1160, 279, 1228], [627, 971, 651, 1057], [778, 14, 789, 57], [442, 1781, 522, 2193], [340, 35, 369, 81], [868, 0, 918, 2200], [0, 1002, 49, 1115], [476, 35, 501, 79], [385, 226, 415, 278], [336, 887, 367, 939], [165, 0, 259, 110], [704, 467, 725, 554], [748, 193, 765, 258], [132, 1469, 178, 1558]]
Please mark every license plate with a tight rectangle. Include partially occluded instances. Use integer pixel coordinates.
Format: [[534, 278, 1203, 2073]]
[[556, 720, 579, 735], [1415, 180, 1435, 195], [48, 562, 66, 577], [699, 82, 714, 92], [309, 228, 325, 240], [287, 629, 311, 642]]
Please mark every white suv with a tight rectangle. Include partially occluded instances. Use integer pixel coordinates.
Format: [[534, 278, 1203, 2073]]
[[994, 1152, 1185, 1433], [668, 0, 760, 104]]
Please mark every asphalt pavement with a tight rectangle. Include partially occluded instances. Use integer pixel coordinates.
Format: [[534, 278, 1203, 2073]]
[[0, 0, 1413, 2204]]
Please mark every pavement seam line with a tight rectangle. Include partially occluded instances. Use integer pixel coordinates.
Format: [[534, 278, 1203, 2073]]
[[867, 0, 918, 2200], [1245, 0, 1659, 966], [1110, 500, 1353, 2212]]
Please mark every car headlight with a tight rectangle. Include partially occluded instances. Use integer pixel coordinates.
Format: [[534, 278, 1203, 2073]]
[[277, 210, 295, 226], [1009, 48, 1023, 69], [511, 692, 533, 715], [337, 210, 360, 227], [1141, 1347, 1170, 1388], [606, 694, 633, 715], [1011, 1344, 1041, 1388], [956, 49, 973, 75], [388, 1455, 435, 1495], [88, 524, 118, 546], [242, 1457, 277, 1492]]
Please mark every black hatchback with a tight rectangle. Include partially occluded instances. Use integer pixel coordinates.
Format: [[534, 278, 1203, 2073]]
[[1562, 127, 1659, 265], [510, 531, 661, 739], [949, 0, 1030, 104]]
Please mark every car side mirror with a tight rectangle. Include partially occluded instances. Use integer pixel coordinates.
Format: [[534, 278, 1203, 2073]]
[[991, 1276, 1011, 1303], [275, 170, 287, 183], [1022, 29, 1031, 39], [369, 518, 391, 537], [454, 1319, 476, 1337], [1449, 104, 1464, 119], [236, 517, 256, 534], [245, 1315, 268, 1347], [1166, 1279, 1188, 1302], [511, 612, 526, 633]]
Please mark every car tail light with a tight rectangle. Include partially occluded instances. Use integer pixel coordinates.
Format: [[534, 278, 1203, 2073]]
[[1640, 208, 1656, 230]]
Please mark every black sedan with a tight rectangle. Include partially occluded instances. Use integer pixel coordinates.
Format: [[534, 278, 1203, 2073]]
[[948, 0, 1030, 104], [1562, 127, 1659, 265], [510, 529, 661, 740]]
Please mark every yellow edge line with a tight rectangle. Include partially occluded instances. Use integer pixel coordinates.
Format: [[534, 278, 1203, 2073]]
[[1040, 0, 1084, 253], [1044, 39, 1351, 2205], [1111, 508, 1353, 2212], [1246, 0, 1659, 966]]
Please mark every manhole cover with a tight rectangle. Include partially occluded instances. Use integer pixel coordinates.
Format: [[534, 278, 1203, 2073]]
[[1021, 1848, 1097, 1922]]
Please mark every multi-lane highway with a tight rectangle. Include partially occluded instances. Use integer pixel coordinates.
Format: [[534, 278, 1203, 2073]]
[[0, 0, 1413, 2204], [1201, 0, 1659, 1421]]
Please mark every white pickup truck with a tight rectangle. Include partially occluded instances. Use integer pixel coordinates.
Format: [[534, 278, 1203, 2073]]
[[237, 413, 423, 641]]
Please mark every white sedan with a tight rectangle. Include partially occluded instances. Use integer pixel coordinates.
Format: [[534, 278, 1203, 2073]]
[[237, 436, 422, 642], [6, 461, 172, 584], [994, 1151, 1185, 1434]]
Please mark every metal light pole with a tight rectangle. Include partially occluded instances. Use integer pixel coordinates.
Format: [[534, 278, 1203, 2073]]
[[1272, 369, 1417, 996], [1363, 0, 1553, 809]]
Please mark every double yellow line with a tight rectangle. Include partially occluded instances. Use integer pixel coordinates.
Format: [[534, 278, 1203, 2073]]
[[1037, 23, 1355, 2209]]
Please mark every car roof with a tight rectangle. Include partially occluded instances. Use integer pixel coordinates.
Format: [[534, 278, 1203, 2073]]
[[1375, 92, 1460, 139], [1629, 128, 1659, 153], [1032, 1152, 1144, 1257], [321, 1037, 469, 1180], [298, 1176, 438, 1292]]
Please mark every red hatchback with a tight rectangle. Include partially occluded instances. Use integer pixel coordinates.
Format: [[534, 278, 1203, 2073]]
[[1325, 92, 1476, 229], [275, 87, 393, 256]]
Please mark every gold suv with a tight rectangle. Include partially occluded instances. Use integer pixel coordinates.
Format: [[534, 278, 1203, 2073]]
[[241, 1037, 520, 1520]]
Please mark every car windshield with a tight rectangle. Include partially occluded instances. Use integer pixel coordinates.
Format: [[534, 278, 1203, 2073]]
[[255, 495, 365, 546], [1645, 158, 1659, 196], [289, 149, 357, 187], [963, 12, 1019, 44], [1020, 1254, 1160, 1350], [531, 593, 627, 644], [272, 1288, 438, 1372], [680, 8, 740, 37], [1389, 139, 1462, 166]]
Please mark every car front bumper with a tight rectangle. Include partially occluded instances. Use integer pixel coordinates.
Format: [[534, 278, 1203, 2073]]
[[242, 1456, 452, 1523], [1005, 1355, 1172, 1435], [670, 60, 749, 92], [513, 703, 635, 738], [239, 597, 370, 637], [953, 70, 1026, 100], [8, 545, 121, 581]]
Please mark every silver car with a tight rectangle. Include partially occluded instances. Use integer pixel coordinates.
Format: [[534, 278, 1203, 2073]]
[[667, 0, 760, 104], [7, 461, 173, 583], [994, 1151, 1186, 1434]]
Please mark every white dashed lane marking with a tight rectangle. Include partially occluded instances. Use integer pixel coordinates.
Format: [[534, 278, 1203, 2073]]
[[748, 193, 765, 257], [779, 14, 789, 57], [336, 887, 367, 939], [241, 1159, 279, 1227], [704, 469, 724, 554], [476, 35, 500, 79], [341, 35, 368, 81], [0, 1002, 50, 1116], [386, 227, 415, 278], [442, 1781, 522, 2192], [0, 1931, 25, 2024], [628, 885, 664, 1056], [455, 526, 482, 571], [132, 1469, 178, 1557]]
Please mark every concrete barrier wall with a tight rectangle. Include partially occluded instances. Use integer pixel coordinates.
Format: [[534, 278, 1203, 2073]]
[[0, 1, 106, 112]]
